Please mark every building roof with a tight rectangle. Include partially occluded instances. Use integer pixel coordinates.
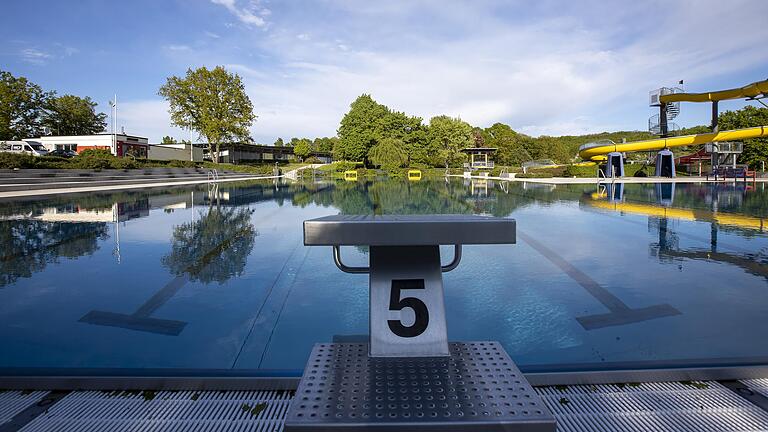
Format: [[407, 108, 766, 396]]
[[461, 147, 498, 153], [37, 133, 149, 140]]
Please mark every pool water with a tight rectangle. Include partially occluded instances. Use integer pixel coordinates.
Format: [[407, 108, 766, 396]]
[[1, 178, 768, 375]]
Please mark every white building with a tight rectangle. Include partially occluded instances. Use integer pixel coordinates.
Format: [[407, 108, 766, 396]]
[[34, 134, 149, 157]]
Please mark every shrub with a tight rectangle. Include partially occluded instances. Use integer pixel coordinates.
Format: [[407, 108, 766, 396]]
[[167, 159, 197, 168], [77, 149, 114, 159], [0, 152, 36, 169], [303, 156, 322, 164], [563, 164, 597, 177], [319, 161, 361, 173]]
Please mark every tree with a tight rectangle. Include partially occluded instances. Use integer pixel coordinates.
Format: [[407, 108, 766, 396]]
[[336, 94, 391, 162], [43, 95, 107, 136], [162, 136, 175, 144], [427, 115, 473, 167], [0, 70, 52, 140], [274, 137, 284, 147], [380, 110, 427, 165], [158, 66, 255, 162], [313, 137, 337, 153], [293, 138, 312, 161], [719, 106, 768, 168], [368, 137, 408, 171]]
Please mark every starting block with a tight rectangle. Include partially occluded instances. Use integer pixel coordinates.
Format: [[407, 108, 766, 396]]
[[286, 214, 555, 431]]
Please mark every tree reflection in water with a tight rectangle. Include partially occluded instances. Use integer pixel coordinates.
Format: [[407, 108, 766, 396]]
[[162, 205, 256, 284], [0, 220, 108, 287]]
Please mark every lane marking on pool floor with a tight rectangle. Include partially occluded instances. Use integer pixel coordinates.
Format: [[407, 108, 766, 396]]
[[518, 231, 681, 330]]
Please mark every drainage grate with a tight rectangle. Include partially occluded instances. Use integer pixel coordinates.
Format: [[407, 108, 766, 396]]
[[285, 341, 555, 431], [536, 381, 768, 431], [0, 391, 47, 426], [742, 379, 768, 398], [19, 390, 293, 432]]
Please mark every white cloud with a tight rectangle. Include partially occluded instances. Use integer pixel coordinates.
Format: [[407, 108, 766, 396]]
[[211, 0, 267, 28], [20, 48, 52, 65], [133, 0, 768, 142], [236, 0, 768, 140], [165, 44, 192, 52], [204, 31, 221, 39]]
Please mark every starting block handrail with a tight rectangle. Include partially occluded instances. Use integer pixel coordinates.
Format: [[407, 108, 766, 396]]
[[332, 244, 463, 274]]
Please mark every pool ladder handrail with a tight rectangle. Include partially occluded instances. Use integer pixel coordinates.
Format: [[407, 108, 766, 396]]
[[207, 169, 219, 183]]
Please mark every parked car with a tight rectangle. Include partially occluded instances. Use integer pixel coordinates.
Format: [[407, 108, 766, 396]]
[[46, 148, 77, 158], [0, 140, 49, 156]]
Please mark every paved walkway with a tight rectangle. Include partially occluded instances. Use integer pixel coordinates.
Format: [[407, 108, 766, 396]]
[[0, 174, 279, 199], [450, 174, 767, 184]]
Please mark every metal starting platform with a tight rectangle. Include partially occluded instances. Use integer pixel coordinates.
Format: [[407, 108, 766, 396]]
[[287, 214, 555, 431]]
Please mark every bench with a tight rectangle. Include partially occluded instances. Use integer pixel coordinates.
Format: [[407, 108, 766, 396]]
[[707, 166, 757, 182]]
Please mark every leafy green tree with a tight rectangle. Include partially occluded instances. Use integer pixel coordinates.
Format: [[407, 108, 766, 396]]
[[289, 137, 299, 147], [158, 66, 255, 162], [162, 135, 175, 144], [43, 95, 107, 136], [719, 106, 768, 168], [336, 94, 391, 162], [293, 138, 312, 161], [380, 110, 427, 165], [427, 115, 472, 167], [482, 123, 529, 165], [313, 137, 337, 153], [274, 137, 284, 147], [0, 70, 52, 140], [368, 137, 408, 171]]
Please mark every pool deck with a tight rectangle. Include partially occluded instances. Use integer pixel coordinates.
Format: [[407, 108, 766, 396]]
[[0, 173, 280, 199], [2, 378, 768, 431], [450, 174, 768, 184]]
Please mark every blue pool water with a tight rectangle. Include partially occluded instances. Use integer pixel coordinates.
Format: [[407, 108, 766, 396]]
[[1, 178, 768, 375]]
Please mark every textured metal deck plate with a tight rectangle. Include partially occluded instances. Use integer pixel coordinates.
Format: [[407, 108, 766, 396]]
[[285, 341, 555, 431]]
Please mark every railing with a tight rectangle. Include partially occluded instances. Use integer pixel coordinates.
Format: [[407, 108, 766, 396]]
[[706, 142, 743, 153], [463, 161, 495, 169], [207, 169, 219, 183], [579, 139, 615, 152]]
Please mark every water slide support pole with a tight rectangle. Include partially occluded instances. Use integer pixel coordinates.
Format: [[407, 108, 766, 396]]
[[660, 103, 669, 137]]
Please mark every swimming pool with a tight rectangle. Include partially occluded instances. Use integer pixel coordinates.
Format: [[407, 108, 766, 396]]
[[2, 178, 767, 376]]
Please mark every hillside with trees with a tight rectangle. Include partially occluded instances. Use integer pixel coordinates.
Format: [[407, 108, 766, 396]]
[[328, 94, 768, 170]]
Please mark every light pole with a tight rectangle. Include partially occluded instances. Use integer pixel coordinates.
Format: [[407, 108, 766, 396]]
[[108, 94, 117, 155]]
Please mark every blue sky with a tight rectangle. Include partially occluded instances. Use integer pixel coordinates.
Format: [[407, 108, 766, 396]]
[[2, 0, 767, 143]]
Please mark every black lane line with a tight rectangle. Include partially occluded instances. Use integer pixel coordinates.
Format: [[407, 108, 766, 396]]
[[720, 380, 768, 413], [0, 390, 70, 432], [518, 231, 681, 330]]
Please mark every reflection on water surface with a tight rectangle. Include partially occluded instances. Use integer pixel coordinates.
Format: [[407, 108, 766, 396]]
[[1, 178, 768, 373]]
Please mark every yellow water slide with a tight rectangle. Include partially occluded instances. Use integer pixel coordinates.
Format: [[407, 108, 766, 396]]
[[579, 126, 768, 162], [578, 79, 768, 162], [659, 79, 768, 103]]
